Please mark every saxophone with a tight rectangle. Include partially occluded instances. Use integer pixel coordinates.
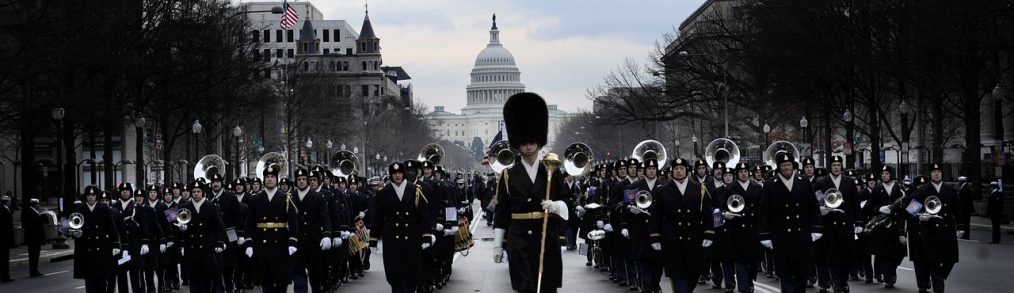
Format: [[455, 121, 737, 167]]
[[864, 189, 906, 232]]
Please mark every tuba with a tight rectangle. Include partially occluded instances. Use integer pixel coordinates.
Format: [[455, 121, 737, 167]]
[[330, 150, 359, 178], [69, 212, 85, 229], [563, 142, 594, 176], [418, 143, 444, 166], [632, 140, 668, 169], [256, 152, 289, 180], [193, 155, 227, 182], [705, 138, 740, 168], [763, 141, 800, 168], [488, 140, 517, 174], [727, 194, 745, 214]]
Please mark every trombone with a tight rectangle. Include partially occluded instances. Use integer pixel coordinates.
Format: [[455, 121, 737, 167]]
[[726, 194, 745, 217]]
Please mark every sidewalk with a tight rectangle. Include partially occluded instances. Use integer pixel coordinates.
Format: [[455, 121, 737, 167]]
[[969, 215, 1013, 232], [6, 240, 75, 268]]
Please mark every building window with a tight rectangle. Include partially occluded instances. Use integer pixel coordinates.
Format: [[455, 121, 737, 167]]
[[323, 49, 329, 54], [346, 48, 352, 55], [323, 29, 329, 42], [276, 30, 283, 43], [362, 61, 367, 70], [287, 30, 294, 42], [361, 85, 369, 96], [334, 29, 340, 41], [263, 30, 270, 42], [373, 85, 379, 96], [275, 49, 283, 58], [302, 62, 308, 72], [381, 87, 385, 95], [253, 50, 260, 60], [263, 49, 271, 61], [343, 61, 348, 71], [287, 49, 294, 58], [374, 62, 378, 70], [252, 30, 259, 42]]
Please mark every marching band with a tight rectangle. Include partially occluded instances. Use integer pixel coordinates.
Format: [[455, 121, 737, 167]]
[[63, 92, 968, 293]]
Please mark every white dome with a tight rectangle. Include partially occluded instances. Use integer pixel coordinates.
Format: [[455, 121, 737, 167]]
[[474, 44, 516, 66]]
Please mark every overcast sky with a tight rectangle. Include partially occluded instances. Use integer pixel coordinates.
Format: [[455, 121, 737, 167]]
[[257, 0, 706, 113]]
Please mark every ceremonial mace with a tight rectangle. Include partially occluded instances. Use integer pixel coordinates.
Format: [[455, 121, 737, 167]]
[[536, 153, 561, 293]]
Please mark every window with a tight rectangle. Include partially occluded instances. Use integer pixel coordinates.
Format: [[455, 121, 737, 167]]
[[253, 50, 260, 60], [342, 61, 348, 71], [343, 85, 351, 97], [346, 48, 352, 55], [329, 61, 335, 71], [276, 30, 283, 43], [361, 85, 369, 96], [381, 87, 385, 95], [373, 85, 379, 96], [262, 30, 270, 42], [287, 30, 294, 42], [323, 49, 329, 54], [252, 30, 259, 42], [373, 62, 378, 70], [301, 43, 308, 53], [302, 62, 308, 71], [323, 29, 329, 42], [334, 29, 340, 41], [287, 49, 294, 58], [263, 49, 271, 61], [362, 61, 367, 70], [263, 68, 271, 79], [276, 49, 283, 58]]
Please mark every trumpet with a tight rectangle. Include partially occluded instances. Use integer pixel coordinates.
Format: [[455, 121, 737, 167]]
[[69, 212, 85, 229]]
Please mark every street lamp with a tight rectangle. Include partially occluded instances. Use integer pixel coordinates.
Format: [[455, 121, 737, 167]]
[[135, 114, 146, 187], [674, 139, 681, 159], [51, 107, 65, 213], [305, 138, 314, 165], [692, 135, 699, 158], [899, 100, 911, 177], [192, 120, 202, 180], [233, 126, 243, 179], [680, 50, 730, 138], [843, 109, 854, 169], [763, 123, 771, 158]]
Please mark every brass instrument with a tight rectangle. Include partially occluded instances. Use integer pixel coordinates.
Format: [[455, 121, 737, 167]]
[[920, 195, 943, 219], [330, 150, 359, 178], [563, 142, 594, 176], [822, 188, 844, 213], [587, 229, 606, 241], [864, 190, 907, 232], [418, 143, 444, 166], [632, 140, 668, 169], [705, 138, 741, 168], [488, 140, 517, 174], [176, 208, 192, 226], [763, 141, 800, 168], [348, 220, 370, 255], [194, 155, 227, 182], [256, 152, 289, 180], [69, 212, 85, 229], [727, 194, 745, 214], [634, 190, 653, 215]]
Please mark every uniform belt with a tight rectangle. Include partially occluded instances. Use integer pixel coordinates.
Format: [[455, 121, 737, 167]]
[[511, 212, 546, 220], [256, 222, 288, 229]]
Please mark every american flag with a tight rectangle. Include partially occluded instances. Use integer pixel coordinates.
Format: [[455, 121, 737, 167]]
[[279, 0, 299, 30]]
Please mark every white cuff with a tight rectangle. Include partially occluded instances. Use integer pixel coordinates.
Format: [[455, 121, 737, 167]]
[[493, 228, 506, 248]]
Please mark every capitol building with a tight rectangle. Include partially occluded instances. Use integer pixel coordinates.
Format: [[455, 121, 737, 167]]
[[426, 15, 573, 153]]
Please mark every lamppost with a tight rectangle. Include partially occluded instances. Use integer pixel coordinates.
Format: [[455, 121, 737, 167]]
[[843, 109, 854, 169], [899, 100, 910, 178], [51, 107, 65, 211], [326, 140, 333, 166], [135, 114, 146, 187], [233, 126, 243, 180], [692, 135, 699, 158], [800, 116, 809, 156], [679, 50, 730, 138], [674, 139, 681, 159], [192, 120, 202, 181], [993, 84, 1005, 179], [763, 123, 771, 158], [306, 138, 314, 165], [375, 153, 381, 178]]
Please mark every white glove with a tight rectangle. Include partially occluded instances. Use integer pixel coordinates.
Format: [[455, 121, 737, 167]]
[[541, 200, 570, 220], [112, 248, 121, 256], [356, 212, 366, 220], [651, 243, 662, 251], [159, 244, 167, 253], [237, 237, 245, 246], [575, 206, 586, 213], [820, 207, 831, 216], [493, 247, 504, 263], [596, 220, 604, 228], [180, 248, 185, 256], [722, 212, 739, 220], [421, 235, 435, 250], [919, 214, 931, 222], [422, 242, 432, 250], [879, 206, 891, 215], [621, 229, 630, 238], [167, 241, 174, 248], [178, 224, 187, 232], [341, 231, 352, 240], [140, 244, 149, 256], [444, 226, 459, 236], [603, 224, 614, 232], [628, 205, 643, 215], [957, 231, 965, 238], [702, 239, 713, 247], [854, 227, 863, 234], [436, 223, 445, 231], [288, 246, 297, 255], [320, 237, 332, 250], [332, 237, 343, 247], [245, 247, 253, 258], [760, 240, 773, 249], [899, 236, 907, 245], [214, 246, 224, 253], [811, 233, 822, 242], [458, 207, 468, 214], [68, 229, 81, 238]]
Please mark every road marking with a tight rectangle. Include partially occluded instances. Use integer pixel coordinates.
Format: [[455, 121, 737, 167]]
[[899, 266, 914, 271], [754, 280, 780, 293], [958, 239, 980, 243], [75, 285, 85, 290], [45, 269, 70, 276]]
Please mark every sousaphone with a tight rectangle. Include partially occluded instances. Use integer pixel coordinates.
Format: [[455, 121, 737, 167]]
[[256, 152, 289, 180], [631, 140, 668, 169], [705, 138, 740, 168], [193, 155, 227, 182], [563, 142, 594, 176], [330, 150, 359, 178], [763, 141, 800, 168]]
